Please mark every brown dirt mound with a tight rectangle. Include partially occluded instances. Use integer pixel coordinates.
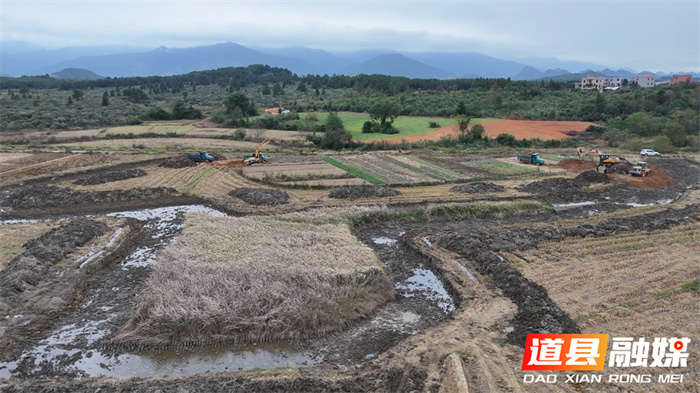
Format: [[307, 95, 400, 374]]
[[228, 188, 289, 205], [518, 177, 580, 194], [450, 182, 506, 193], [159, 157, 196, 168], [210, 160, 244, 167], [559, 158, 596, 171], [574, 170, 609, 184], [73, 169, 146, 185], [608, 164, 677, 189], [328, 185, 401, 199]]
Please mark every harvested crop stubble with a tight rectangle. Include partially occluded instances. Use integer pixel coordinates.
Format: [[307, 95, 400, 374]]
[[450, 182, 506, 193], [329, 185, 401, 199], [228, 187, 289, 205], [116, 211, 394, 345], [73, 168, 146, 185]]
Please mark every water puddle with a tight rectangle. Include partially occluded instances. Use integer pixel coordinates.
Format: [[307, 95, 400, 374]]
[[395, 268, 455, 313], [552, 201, 596, 209], [104, 205, 225, 270], [369, 310, 422, 335], [453, 260, 477, 281], [372, 236, 397, 245], [0, 205, 322, 379]]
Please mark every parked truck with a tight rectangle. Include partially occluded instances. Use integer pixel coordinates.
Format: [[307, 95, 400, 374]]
[[186, 151, 214, 162], [517, 153, 545, 166]]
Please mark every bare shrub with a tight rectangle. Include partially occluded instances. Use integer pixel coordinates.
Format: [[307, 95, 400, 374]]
[[116, 212, 394, 346]]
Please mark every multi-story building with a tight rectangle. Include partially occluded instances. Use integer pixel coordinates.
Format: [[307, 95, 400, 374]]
[[579, 75, 621, 91], [604, 76, 621, 88], [670, 75, 692, 85], [634, 74, 655, 88], [581, 75, 605, 91]]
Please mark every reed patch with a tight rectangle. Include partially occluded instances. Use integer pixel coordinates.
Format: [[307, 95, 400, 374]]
[[116, 210, 394, 346]]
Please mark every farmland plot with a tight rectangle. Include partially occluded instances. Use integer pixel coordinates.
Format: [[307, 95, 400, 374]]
[[510, 222, 700, 391], [242, 161, 365, 186], [67, 164, 306, 212], [329, 154, 465, 184]]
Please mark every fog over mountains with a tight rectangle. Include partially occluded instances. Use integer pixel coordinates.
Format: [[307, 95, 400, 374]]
[[1, 41, 695, 81]]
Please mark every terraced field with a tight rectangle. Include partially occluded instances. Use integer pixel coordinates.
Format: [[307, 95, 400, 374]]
[[327, 153, 465, 184]]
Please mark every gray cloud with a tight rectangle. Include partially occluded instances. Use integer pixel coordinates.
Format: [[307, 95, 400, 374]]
[[2, 0, 698, 72]]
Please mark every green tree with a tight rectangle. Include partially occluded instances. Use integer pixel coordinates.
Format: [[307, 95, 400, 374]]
[[456, 100, 467, 115], [225, 93, 256, 116], [67, 96, 73, 105], [662, 122, 687, 147], [496, 133, 516, 146], [262, 84, 271, 95], [273, 83, 284, 96], [101, 91, 109, 106], [172, 101, 203, 119], [303, 113, 318, 131], [72, 89, 84, 101], [625, 112, 654, 136], [468, 124, 485, 141], [653, 135, 673, 153], [455, 115, 471, 137], [122, 88, 148, 103], [369, 99, 401, 128], [321, 112, 352, 150]]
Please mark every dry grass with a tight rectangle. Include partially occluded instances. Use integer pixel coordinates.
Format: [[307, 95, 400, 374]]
[[514, 222, 700, 317], [508, 221, 700, 392], [0, 221, 60, 271], [116, 210, 394, 345]]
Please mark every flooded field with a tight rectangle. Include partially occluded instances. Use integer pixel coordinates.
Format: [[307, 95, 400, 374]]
[[0, 205, 457, 379]]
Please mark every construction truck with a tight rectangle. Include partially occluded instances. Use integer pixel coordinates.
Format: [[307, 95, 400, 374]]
[[597, 154, 631, 173], [517, 153, 545, 166], [629, 162, 651, 177], [186, 151, 214, 162], [243, 137, 282, 166]]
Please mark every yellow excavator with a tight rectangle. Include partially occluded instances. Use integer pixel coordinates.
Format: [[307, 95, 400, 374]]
[[243, 137, 283, 166], [597, 154, 632, 173]]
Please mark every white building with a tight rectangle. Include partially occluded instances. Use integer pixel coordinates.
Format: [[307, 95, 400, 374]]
[[634, 74, 655, 88]]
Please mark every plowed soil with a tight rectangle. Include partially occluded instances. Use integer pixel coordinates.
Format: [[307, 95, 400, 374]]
[[378, 119, 598, 143]]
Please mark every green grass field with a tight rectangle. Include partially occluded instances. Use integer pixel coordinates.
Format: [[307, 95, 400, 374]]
[[314, 113, 496, 141], [461, 159, 540, 175]]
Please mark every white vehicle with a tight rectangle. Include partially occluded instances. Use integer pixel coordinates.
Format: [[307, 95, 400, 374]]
[[640, 149, 660, 157]]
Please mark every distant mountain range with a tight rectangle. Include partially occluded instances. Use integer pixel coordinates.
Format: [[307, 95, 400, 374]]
[[2, 41, 697, 81]]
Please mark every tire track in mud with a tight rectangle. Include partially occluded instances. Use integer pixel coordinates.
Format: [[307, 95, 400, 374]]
[[0, 218, 136, 366]]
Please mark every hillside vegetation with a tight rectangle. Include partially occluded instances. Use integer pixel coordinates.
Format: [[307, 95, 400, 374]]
[[1, 65, 698, 152]]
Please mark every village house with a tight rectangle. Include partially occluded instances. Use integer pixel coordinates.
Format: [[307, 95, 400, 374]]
[[634, 74, 655, 88], [579, 75, 621, 91], [670, 75, 692, 85]]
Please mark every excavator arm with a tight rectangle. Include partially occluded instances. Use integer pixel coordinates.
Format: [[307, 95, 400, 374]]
[[244, 137, 283, 165]]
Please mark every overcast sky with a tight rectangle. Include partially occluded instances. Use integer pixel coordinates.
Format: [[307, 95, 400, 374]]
[[1, 0, 698, 72]]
